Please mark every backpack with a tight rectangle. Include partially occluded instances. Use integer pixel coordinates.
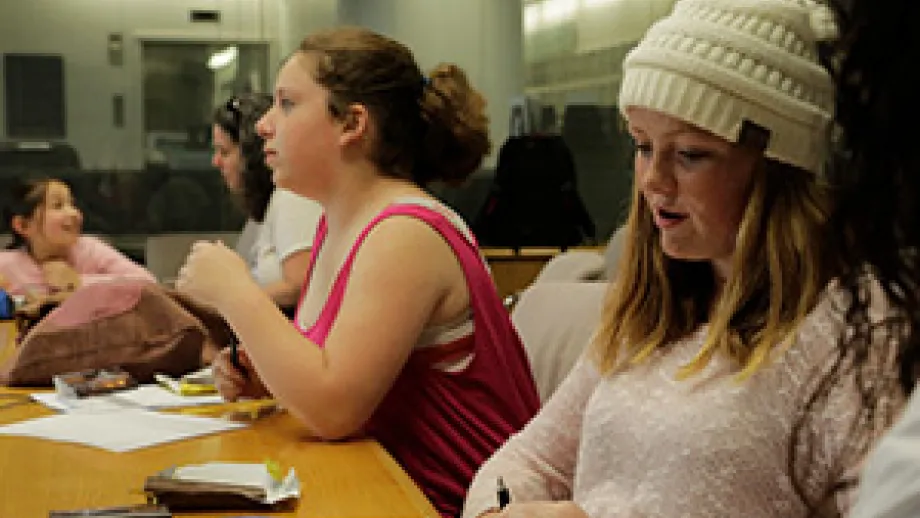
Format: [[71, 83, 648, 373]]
[[473, 135, 595, 248], [0, 280, 231, 387]]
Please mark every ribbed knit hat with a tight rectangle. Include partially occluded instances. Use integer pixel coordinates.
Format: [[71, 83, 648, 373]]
[[618, 0, 837, 174]]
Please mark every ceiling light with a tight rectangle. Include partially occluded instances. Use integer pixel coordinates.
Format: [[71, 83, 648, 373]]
[[207, 46, 238, 70]]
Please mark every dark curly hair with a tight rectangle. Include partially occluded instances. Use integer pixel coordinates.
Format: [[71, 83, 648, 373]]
[[213, 93, 274, 222], [826, 0, 920, 391], [788, 1, 919, 513]]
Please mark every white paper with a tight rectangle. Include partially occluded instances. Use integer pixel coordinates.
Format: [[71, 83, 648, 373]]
[[31, 385, 224, 412], [153, 373, 184, 394], [0, 409, 246, 452], [31, 392, 132, 413], [114, 385, 224, 408], [172, 462, 301, 504], [181, 366, 215, 385]]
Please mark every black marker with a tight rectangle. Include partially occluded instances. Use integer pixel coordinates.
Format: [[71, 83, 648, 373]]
[[497, 477, 511, 510]]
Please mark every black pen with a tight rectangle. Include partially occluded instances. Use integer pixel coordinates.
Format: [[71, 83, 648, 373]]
[[497, 476, 511, 510], [230, 338, 248, 377]]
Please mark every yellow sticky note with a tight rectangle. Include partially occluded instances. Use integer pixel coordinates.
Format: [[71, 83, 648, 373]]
[[265, 459, 284, 484]]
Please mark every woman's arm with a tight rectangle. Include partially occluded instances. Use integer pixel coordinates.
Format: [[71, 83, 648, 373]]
[[462, 355, 601, 518], [180, 216, 462, 439]]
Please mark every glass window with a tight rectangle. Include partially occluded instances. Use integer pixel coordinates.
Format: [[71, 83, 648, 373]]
[[0, 0, 273, 262], [140, 42, 268, 235], [0, 0, 677, 261], [520, 0, 677, 241]]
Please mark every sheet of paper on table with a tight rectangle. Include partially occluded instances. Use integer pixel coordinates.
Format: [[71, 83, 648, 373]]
[[0, 408, 246, 452], [31, 384, 224, 412]]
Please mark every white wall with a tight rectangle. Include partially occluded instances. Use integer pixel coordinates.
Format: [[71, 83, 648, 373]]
[[278, 0, 340, 57], [339, 0, 524, 167], [0, 0, 281, 170], [0, 0, 523, 170]]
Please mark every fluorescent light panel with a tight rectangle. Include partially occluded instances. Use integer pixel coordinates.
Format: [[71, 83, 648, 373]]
[[207, 46, 238, 70]]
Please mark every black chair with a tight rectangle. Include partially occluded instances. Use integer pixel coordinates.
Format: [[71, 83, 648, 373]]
[[561, 104, 633, 238], [473, 135, 595, 248], [0, 141, 81, 171]]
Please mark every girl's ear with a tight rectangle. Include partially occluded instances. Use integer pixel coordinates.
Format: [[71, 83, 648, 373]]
[[11, 215, 31, 240], [339, 103, 370, 147]]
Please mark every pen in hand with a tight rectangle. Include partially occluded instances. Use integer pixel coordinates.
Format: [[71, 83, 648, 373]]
[[497, 476, 511, 510], [229, 338, 248, 378]]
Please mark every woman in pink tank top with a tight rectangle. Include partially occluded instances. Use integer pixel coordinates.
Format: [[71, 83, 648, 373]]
[[176, 27, 539, 517]]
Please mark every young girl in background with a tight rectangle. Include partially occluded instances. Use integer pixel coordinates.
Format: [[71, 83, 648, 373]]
[[0, 177, 155, 309]]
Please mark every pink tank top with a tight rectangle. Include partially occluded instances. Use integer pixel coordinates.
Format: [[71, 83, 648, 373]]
[[295, 204, 540, 517]]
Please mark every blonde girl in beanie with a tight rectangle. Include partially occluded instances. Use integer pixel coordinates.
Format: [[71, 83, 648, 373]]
[[462, 0, 901, 517]]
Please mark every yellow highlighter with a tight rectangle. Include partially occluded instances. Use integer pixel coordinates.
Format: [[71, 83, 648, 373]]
[[176, 378, 217, 396], [154, 372, 218, 396]]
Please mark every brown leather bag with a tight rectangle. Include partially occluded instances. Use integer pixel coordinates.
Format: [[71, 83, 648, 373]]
[[0, 280, 222, 387]]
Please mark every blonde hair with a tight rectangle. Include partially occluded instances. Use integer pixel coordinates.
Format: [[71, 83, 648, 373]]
[[595, 158, 834, 378]]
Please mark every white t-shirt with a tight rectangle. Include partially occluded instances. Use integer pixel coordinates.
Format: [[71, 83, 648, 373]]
[[248, 188, 323, 286], [235, 219, 262, 267]]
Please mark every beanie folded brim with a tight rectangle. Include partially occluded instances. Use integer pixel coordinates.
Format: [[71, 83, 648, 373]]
[[619, 66, 829, 174]]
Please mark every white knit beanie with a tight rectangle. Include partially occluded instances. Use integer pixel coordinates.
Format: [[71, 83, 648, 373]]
[[618, 0, 837, 174]]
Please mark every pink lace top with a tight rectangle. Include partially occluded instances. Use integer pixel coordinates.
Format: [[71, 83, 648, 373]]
[[463, 285, 898, 518]]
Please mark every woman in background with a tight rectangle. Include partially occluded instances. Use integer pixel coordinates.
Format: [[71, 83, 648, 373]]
[[212, 93, 322, 309]]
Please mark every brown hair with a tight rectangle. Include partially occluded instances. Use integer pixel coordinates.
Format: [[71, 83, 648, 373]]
[[298, 27, 490, 185], [596, 156, 835, 378], [4, 177, 58, 250]]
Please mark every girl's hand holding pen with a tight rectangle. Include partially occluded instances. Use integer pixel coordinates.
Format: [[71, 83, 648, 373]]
[[479, 502, 589, 518], [211, 345, 271, 402]]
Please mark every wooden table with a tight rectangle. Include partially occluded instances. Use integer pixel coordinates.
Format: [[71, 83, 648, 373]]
[[482, 246, 604, 299], [0, 320, 15, 364], [0, 322, 439, 518], [482, 248, 563, 300]]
